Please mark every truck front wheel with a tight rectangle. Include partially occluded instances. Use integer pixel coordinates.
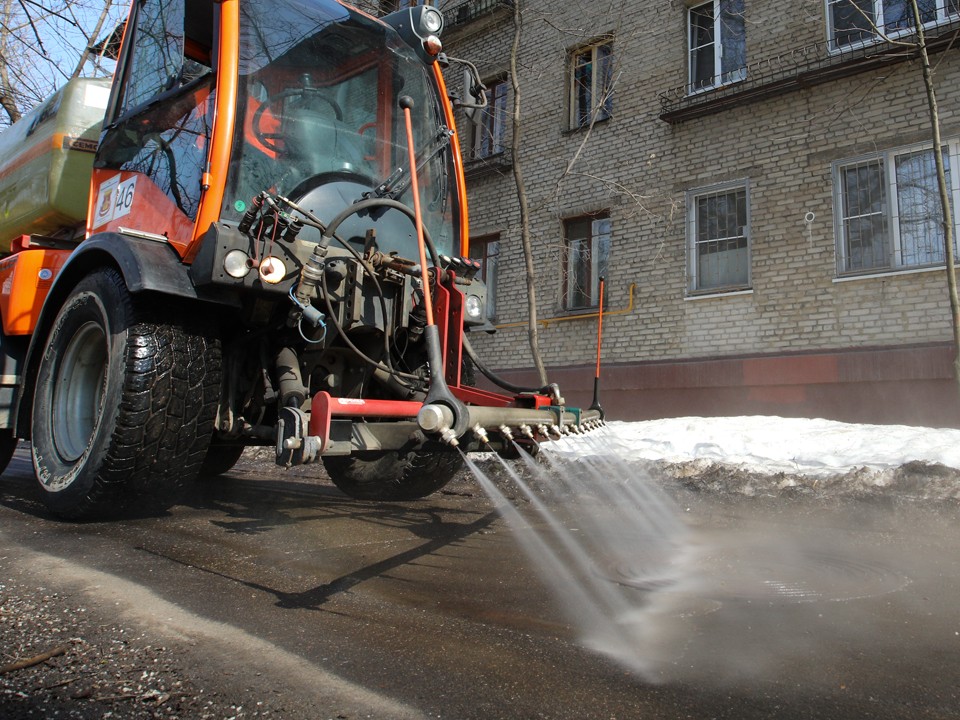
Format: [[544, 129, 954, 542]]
[[31, 268, 221, 519], [322, 446, 464, 501]]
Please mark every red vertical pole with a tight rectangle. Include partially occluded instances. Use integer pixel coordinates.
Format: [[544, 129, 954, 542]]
[[590, 276, 605, 418], [400, 97, 434, 327]]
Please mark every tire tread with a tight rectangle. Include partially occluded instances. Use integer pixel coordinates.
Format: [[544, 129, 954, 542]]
[[33, 269, 221, 519]]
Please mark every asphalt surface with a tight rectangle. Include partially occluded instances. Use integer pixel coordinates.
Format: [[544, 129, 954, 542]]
[[2, 445, 960, 719]]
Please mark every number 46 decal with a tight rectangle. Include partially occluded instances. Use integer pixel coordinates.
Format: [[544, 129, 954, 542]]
[[92, 174, 137, 229]]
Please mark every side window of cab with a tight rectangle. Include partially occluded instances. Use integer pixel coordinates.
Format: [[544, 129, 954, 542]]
[[97, 0, 214, 223], [117, 0, 187, 117]]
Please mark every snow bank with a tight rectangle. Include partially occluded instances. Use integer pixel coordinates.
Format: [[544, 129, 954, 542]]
[[558, 416, 960, 478]]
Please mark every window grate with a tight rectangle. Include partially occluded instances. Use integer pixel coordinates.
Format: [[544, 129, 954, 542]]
[[687, 185, 750, 293], [442, 0, 514, 28], [835, 144, 959, 275], [660, 15, 960, 123]]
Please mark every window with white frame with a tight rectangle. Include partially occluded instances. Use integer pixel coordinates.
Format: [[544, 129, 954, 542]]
[[569, 40, 613, 129], [687, 183, 750, 293], [688, 0, 746, 92], [828, 0, 960, 50], [468, 233, 500, 319], [834, 142, 958, 275], [469, 77, 508, 160], [563, 214, 610, 309]]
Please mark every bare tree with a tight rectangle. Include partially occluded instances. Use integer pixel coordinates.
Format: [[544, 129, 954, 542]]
[[508, 0, 549, 386], [841, 0, 960, 395], [906, 0, 960, 395], [496, 0, 668, 384], [0, 0, 121, 128]]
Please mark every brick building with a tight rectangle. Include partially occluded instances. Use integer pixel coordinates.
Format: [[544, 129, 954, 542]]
[[440, 0, 960, 427]]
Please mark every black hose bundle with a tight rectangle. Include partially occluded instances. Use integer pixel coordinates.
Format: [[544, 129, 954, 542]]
[[461, 335, 551, 396]]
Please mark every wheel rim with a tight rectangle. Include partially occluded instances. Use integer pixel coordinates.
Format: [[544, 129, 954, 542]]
[[52, 321, 107, 462]]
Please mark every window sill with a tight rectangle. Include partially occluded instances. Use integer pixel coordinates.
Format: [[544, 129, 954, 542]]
[[829, 17, 960, 55], [684, 288, 753, 301], [562, 114, 612, 135], [464, 153, 512, 179], [685, 73, 747, 98], [833, 265, 951, 283]]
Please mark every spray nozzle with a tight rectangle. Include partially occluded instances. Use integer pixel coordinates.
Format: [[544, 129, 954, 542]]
[[472, 424, 490, 446]]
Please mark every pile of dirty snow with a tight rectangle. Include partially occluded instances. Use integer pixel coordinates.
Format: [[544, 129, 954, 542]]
[[547, 417, 960, 501]]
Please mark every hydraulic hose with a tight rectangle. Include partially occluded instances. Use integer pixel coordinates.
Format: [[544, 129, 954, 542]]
[[320, 197, 443, 269], [461, 334, 551, 396]]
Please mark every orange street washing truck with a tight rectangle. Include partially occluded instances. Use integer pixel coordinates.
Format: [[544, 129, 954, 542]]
[[0, 0, 601, 520]]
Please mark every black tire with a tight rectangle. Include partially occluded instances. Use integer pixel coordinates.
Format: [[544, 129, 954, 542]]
[[323, 445, 464, 501], [31, 268, 221, 519], [199, 442, 245, 477], [0, 429, 16, 476]]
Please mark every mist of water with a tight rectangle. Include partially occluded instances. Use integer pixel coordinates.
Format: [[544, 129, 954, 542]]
[[460, 426, 695, 678]]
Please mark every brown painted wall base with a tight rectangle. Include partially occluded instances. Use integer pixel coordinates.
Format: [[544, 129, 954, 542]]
[[478, 343, 960, 429]]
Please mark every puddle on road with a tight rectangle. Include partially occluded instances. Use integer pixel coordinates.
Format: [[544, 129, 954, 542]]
[[461, 426, 924, 682]]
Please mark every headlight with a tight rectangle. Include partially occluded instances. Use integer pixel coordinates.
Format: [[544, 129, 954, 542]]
[[421, 7, 443, 34], [224, 249, 251, 279], [383, 5, 445, 63], [465, 294, 484, 319]]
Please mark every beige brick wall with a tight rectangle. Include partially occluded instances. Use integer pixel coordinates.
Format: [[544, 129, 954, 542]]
[[445, 0, 960, 370]]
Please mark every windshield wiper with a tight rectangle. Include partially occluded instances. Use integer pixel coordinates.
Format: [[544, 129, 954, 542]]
[[365, 127, 452, 202]]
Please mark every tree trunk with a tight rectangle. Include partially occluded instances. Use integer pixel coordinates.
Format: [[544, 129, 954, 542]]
[[510, 0, 548, 386], [72, 0, 115, 79], [0, 0, 20, 125], [0, 89, 20, 125], [909, 0, 960, 398]]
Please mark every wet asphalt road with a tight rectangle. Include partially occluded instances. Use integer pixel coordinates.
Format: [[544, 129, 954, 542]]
[[2, 446, 960, 720]]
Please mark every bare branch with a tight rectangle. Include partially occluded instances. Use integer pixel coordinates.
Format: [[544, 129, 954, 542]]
[[72, 0, 113, 78], [0, 0, 123, 127], [20, 0, 80, 26], [15, 0, 46, 55], [551, 70, 621, 204]]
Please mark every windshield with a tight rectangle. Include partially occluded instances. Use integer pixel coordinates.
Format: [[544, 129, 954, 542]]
[[221, 0, 457, 260]]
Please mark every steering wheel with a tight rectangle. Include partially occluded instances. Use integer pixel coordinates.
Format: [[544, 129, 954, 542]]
[[286, 170, 377, 203], [251, 87, 344, 155]]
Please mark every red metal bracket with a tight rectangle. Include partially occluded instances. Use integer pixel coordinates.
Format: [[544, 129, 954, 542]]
[[309, 391, 423, 452]]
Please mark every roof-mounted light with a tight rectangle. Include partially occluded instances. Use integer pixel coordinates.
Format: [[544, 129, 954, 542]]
[[421, 7, 443, 34], [383, 5, 446, 64]]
